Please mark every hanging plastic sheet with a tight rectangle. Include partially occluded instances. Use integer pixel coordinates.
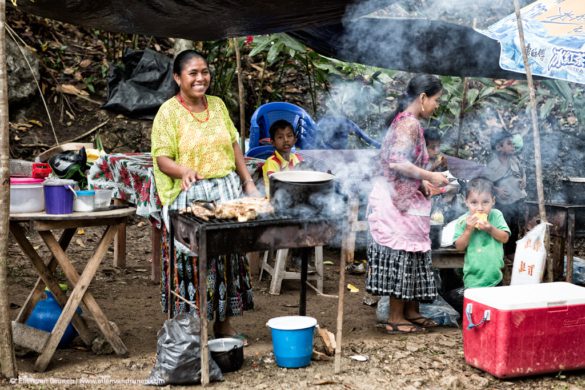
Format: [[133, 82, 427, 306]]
[[102, 49, 176, 119]]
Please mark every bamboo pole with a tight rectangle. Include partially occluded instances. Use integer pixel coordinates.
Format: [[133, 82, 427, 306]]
[[233, 38, 246, 153], [513, 0, 551, 280], [0, 0, 18, 378]]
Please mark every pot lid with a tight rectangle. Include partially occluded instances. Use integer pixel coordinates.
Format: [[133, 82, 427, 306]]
[[10, 177, 44, 185], [43, 178, 77, 186], [76, 190, 96, 196], [270, 170, 335, 183]]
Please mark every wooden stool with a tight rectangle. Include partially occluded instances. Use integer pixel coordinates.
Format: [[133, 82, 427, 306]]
[[258, 247, 323, 295]]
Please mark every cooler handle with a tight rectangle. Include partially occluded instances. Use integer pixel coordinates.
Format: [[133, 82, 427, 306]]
[[465, 303, 490, 330]]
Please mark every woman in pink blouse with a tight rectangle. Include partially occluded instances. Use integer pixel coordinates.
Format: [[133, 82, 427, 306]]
[[367, 75, 449, 334]]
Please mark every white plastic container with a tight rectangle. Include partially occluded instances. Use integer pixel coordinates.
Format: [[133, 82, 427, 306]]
[[10, 177, 45, 213], [73, 190, 95, 212], [94, 189, 113, 210]]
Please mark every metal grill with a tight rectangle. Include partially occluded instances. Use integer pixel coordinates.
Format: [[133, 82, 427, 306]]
[[170, 211, 339, 257]]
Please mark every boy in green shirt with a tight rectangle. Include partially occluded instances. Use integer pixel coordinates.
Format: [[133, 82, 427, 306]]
[[449, 178, 511, 313]]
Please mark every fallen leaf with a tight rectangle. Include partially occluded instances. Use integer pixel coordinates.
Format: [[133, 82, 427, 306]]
[[347, 283, 359, 293], [76, 238, 86, 248], [28, 119, 43, 127], [63, 67, 75, 75], [79, 59, 92, 68], [323, 260, 334, 265], [77, 228, 85, 235], [137, 221, 146, 227], [57, 84, 89, 96]]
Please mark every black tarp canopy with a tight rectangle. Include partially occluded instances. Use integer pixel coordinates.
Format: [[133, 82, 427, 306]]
[[13, 0, 526, 79]]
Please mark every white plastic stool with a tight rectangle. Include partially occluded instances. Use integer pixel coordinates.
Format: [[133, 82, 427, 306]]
[[258, 247, 323, 295]]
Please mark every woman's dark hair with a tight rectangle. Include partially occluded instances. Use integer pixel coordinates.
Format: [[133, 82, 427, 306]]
[[173, 50, 207, 75], [172, 50, 210, 95], [386, 74, 443, 127], [424, 127, 441, 144], [466, 177, 495, 198]]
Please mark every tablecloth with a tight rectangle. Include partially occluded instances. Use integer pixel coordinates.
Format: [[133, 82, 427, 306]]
[[88, 152, 265, 222]]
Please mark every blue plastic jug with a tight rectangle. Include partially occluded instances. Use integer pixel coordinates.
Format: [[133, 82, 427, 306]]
[[25, 289, 79, 348]]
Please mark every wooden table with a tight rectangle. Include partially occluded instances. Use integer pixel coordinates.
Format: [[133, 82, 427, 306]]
[[526, 201, 585, 281], [9, 207, 135, 371]]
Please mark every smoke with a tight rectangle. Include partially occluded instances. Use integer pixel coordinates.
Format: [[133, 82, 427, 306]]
[[302, 0, 584, 248]]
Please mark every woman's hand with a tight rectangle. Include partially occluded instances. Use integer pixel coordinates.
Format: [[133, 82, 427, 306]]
[[243, 180, 261, 197], [421, 180, 445, 197], [428, 171, 449, 187], [181, 169, 203, 191]]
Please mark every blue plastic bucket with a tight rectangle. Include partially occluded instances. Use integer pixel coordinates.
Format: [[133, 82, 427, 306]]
[[267, 316, 317, 368], [43, 180, 77, 214]]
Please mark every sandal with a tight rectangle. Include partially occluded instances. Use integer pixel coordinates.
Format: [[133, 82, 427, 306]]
[[405, 316, 438, 328], [383, 322, 425, 334]]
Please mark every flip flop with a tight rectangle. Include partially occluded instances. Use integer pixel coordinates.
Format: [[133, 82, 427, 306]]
[[406, 316, 439, 328], [383, 322, 425, 334]]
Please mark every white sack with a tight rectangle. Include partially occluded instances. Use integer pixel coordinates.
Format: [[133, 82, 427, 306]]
[[511, 222, 548, 285]]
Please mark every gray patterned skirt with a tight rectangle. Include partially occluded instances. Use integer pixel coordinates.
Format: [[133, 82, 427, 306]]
[[366, 238, 437, 301], [160, 172, 254, 320]]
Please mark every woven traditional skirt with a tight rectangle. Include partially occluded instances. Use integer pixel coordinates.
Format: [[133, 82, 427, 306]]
[[160, 172, 254, 320], [366, 238, 437, 301]]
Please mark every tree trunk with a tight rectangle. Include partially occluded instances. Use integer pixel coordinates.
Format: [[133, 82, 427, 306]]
[[0, 0, 18, 379]]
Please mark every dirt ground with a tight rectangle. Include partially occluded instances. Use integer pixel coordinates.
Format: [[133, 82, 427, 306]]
[[3, 219, 585, 390]]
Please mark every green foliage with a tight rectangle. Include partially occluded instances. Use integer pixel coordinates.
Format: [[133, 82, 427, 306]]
[[434, 76, 525, 129], [199, 39, 240, 115], [248, 33, 332, 114], [542, 80, 585, 125]]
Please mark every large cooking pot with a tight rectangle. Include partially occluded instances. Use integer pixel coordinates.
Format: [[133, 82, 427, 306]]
[[269, 170, 339, 217]]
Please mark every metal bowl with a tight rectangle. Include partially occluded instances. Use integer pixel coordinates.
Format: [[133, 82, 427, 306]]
[[208, 337, 244, 373]]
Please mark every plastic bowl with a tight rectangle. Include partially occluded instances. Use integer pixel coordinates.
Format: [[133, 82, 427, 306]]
[[208, 338, 244, 373], [10, 177, 45, 213], [73, 190, 96, 212], [94, 189, 113, 210]]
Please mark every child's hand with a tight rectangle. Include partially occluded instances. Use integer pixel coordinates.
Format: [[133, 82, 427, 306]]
[[475, 218, 492, 232], [465, 213, 479, 231]]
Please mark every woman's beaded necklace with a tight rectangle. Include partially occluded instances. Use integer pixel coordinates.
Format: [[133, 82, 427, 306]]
[[176, 94, 209, 123]]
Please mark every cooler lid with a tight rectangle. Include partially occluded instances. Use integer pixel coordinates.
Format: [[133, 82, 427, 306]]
[[464, 282, 585, 310], [76, 190, 95, 196], [10, 177, 44, 185]]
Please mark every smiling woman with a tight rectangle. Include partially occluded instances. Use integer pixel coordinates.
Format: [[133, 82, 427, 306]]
[[151, 50, 259, 343]]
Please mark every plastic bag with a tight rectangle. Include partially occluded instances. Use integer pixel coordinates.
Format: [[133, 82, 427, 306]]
[[564, 256, 585, 286], [440, 219, 458, 247], [103, 48, 176, 119], [375, 295, 460, 327], [511, 222, 548, 285], [48, 148, 89, 189], [147, 313, 223, 386]]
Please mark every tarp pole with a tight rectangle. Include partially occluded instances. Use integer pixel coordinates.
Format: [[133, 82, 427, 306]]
[[514, 0, 551, 281], [0, 0, 18, 378], [233, 38, 246, 153]]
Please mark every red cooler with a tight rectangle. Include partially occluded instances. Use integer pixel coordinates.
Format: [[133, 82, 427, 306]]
[[463, 282, 585, 378]]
